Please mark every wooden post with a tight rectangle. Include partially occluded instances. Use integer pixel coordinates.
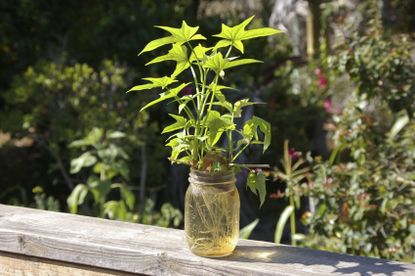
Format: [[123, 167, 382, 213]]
[[306, 0, 321, 59]]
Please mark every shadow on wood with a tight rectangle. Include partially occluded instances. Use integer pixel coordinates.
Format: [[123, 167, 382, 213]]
[[224, 245, 411, 276]]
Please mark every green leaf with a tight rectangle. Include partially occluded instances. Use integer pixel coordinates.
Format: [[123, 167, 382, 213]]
[[241, 28, 283, 40], [166, 137, 190, 161], [128, 83, 156, 92], [233, 99, 262, 117], [212, 101, 233, 113], [111, 160, 130, 180], [189, 44, 212, 62], [213, 39, 232, 51], [162, 114, 187, 134], [239, 219, 259, 239], [156, 21, 206, 44], [203, 52, 227, 73], [275, 205, 294, 244], [233, 40, 244, 53], [224, 58, 262, 70], [246, 170, 267, 207], [247, 171, 257, 195], [103, 200, 119, 219], [70, 152, 97, 174], [213, 16, 254, 41], [190, 34, 207, 41], [204, 54, 261, 73], [140, 83, 189, 111], [69, 128, 103, 148], [107, 131, 126, 139], [89, 179, 111, 204], [146, 44, 190, 77], [142, 76, 178, 88], [204, 110, 232, 146], [213, 16, 282, 54], [177, 95, 195, 114], [139, 36, 176, 55], [252, 116, 271, 152], [128, 76, 177, 92], [209, 84, 238, 103], [67, 184, 88, 214], [176, 156, 192, 165], [112, 183, 135, 210], [96, 144, 126, 164], [389, 113, 409, 139], [256, 171, 266, 207], [242, 121, 255, 141]]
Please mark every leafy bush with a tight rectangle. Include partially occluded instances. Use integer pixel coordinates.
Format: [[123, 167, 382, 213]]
[[67, 128, 182, 226], [0, 58, 168, 204], [302, 19, 415, 262]]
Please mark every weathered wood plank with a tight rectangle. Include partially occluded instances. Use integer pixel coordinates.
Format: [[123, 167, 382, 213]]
[[0, 204, 414, 275], [0, 251, 137, 276]]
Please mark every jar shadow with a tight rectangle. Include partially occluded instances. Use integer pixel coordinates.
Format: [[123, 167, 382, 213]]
[[220, 245, 411, 275]]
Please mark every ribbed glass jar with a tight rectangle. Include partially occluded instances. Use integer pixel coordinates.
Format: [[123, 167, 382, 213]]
[[184, 169, 240, 257]]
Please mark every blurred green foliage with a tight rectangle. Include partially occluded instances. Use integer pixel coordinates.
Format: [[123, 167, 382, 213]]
[[0, 1, 195, 215], [300, 2, 415, 262], [67, 128, 181, 226]]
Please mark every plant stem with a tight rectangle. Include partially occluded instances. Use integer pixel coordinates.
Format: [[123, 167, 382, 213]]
[[174, 95, 195, 121], [289, 193, 297, 246], [231, 142, 249, 162], [228, 113, 234, 160], [225, 45, 233, 58], [225, 45, 233, 159], [189, 66, 200, 110]]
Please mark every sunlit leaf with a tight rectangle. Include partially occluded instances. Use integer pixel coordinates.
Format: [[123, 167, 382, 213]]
[[256, 171, 266, 207], [112, 183, 135, 210], [203, 52, 227, 73], [204, 110, 229, 146], [247, 171, 257, 195], [252, 116, 271, 152], [213, 39, 232, 51], [224, 58, 262, 70], [70, 152, 97, 174], [162, 114, 187, 134], [233, 99, 262, 117], [213, 16, 282, 54], [138, 36, 176, 55], [69, 128, 103, 147], [146, 44, 190, 77], [67, 184, 88, 214], [275, 206, 294, 244], [128, 76, 177, 92], [140, 83, 189, 111], [240, 219, 259, 239], [389, 113, 409, 139], [242, 28, 283, 40], [155, 20, 206, 45], [107, 131, 126, 139], [189, 44, 212, 62]]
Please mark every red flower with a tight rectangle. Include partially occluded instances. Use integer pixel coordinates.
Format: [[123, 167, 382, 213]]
[[315, 68, 328, 89], [181, 86, 193, 96], [288, 148, 300, 161], [324, 97, 332, 113], [270, 190, 285, 199]]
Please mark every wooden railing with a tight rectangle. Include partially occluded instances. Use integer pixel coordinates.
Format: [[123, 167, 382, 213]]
[[0, 204, 414, 275]]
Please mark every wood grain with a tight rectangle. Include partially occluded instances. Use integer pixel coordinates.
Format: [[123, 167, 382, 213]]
[[0, 251, 137, 276], [0, 204, 414, 275]]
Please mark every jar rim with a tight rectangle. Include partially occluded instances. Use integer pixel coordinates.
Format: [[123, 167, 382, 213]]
[[189, 169, 235, 185]]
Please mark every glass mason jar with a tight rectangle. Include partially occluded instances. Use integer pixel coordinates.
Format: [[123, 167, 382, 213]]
[[184, 169, 240, 257]]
